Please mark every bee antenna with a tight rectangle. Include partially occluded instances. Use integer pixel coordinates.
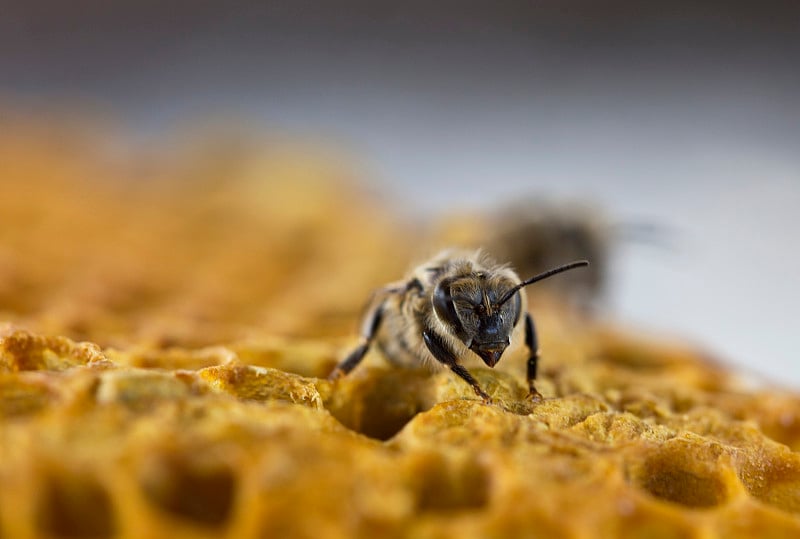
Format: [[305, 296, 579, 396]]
[[496, 260, 590, 307]]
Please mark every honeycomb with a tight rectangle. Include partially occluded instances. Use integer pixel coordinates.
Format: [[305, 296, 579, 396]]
[[2, 117, 800, 538]]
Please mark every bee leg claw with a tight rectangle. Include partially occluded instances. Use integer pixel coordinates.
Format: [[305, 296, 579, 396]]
[[526, 388, 544, 402], [475, 389, 494, 405]]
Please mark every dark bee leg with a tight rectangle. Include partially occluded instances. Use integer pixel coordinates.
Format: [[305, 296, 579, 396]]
[[328, 303, 384, 380], [423, 330, 492, 403], [525, 313, 544, 401]]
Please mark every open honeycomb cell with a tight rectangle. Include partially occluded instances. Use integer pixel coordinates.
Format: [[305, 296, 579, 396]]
[[0, 119, 799, 538], [36, 470, 117, 539], [628, 435, 743, 508], [139, 456, 238, 528]]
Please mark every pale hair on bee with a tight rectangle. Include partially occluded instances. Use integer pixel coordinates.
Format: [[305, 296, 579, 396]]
[[329, 248, 589, 403]]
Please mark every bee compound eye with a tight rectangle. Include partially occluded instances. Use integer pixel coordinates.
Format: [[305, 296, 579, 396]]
[[433, 280, 462, 328]]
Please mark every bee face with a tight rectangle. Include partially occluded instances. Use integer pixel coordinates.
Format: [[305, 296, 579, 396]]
[[432, 273, 521, 367]]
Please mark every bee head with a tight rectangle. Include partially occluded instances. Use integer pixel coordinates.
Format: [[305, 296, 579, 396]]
[[432, 274, 521, 368], [432, 260, 589, 368]]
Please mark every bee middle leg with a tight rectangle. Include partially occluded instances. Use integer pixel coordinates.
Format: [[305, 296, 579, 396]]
[[423, 330, 493, 403], [524, 313, 544, 401], [328, 302, 384, 380]]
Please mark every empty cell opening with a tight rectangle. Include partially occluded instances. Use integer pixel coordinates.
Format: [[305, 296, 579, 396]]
[[140, 459, 237, 528], [739, 455, 800, 514], [326, 369, 434, 441], [36, 473, 116, 539], [629, 442, 736, 509], [638, 466, 728, 508], [412, 455, 491, 512]]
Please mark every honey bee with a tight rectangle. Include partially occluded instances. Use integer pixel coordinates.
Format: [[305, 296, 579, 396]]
[[329, 249, 588, 402]]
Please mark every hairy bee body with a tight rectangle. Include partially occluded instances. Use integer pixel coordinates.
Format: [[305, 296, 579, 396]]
[[330, 248, 588, 402], [375, 249, 526, 371]]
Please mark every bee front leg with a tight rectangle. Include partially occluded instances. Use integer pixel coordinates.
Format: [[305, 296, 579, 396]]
[[328, 302, 384, 380], [524, 313, 544, 401], [423, 330, 493, 404]]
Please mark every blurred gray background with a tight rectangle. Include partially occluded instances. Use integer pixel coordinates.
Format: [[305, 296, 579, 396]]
[[2, 1, 798, 385]]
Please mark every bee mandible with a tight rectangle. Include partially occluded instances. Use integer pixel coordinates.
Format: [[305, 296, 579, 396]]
[[329, 250, 588, 402]]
